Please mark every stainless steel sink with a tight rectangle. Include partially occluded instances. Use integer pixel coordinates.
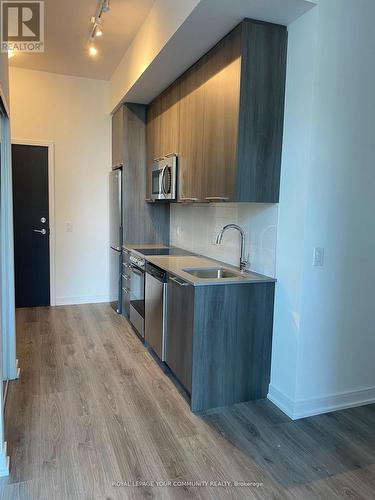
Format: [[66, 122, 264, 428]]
[[182, 267, 242, 279]]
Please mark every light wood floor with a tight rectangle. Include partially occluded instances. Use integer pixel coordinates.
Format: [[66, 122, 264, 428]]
[[1, 304, 375, 499]]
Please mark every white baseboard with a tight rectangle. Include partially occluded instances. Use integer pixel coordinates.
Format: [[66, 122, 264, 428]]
[[268, 383, 375, 420], [0, 442, 9, 477], [268, 384, 295, 418], [55, 295, 110, 306]]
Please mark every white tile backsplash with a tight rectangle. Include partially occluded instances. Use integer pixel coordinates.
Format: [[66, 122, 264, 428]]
[[170, 203, 278, 277]]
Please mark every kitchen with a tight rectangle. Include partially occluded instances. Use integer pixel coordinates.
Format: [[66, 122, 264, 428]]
[[109, 17, 285, 412], [1, 0, 375, 497]]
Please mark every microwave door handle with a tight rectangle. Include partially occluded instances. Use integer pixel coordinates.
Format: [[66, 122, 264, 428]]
[[161, 165, 168, 195], [159, 167, 164, 195]]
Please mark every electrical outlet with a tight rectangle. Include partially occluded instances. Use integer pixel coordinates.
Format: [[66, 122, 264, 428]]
[[66, 222, 73, 233], [312, 247, 324, 266]]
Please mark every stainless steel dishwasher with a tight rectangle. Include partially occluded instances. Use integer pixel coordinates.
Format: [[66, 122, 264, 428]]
[[145, 263, 167, 361]]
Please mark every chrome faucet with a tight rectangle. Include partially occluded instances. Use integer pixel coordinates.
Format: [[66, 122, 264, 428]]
[[216, 224, 248, 272]]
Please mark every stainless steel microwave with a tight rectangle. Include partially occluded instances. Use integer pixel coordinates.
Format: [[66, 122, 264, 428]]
[[151, 154, 177, 201]]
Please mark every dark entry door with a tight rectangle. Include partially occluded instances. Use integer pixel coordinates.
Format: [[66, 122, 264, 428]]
[[12, 144, 50, 308]]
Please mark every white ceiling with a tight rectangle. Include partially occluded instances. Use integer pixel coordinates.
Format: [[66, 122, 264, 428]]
[[9, 0, 155, 80]]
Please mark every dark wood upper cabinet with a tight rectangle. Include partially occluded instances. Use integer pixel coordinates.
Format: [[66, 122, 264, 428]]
[[113, 104, 170, 246], [112, 106, 124, 168], [235, 20, 287, 202], [160, 80, 180, 158], [146, 18, 287, 203], [201, 27, 241, 202], [178, 59, 205, 202], [146, 96, 161, 198]]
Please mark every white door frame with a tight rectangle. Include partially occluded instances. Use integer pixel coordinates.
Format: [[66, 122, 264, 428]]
[[0, 85, 12, 476], [12, 139, 56, 306]]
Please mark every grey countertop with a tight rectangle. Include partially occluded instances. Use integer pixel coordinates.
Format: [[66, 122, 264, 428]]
[[146, 255, 276, 286], [123, 244, 276, 287], [123, 243, 169, 252]]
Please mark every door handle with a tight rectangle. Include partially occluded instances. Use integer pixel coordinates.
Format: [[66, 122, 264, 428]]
[[205, 197, 230, 202], [179, 198, 199, 203], [33, 229, 47, 235], [169, 276, 189, 287]]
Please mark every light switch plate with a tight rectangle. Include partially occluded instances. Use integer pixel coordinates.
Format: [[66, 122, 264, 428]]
[[312, 247, 324, 266]]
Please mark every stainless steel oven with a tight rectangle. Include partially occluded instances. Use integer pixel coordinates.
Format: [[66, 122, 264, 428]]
[[151, 154, 177, 201], [129, 253, 145, 339]]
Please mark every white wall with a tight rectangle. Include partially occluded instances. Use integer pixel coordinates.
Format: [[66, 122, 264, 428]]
[[170, 203, 278, 277], [269, 7, 318, 409], [0, 53, 9, 105], [9, 68, 111, 305], [110, 0, 200, 110], [269, 0, 375, 418], [0, 50, 10, 476]]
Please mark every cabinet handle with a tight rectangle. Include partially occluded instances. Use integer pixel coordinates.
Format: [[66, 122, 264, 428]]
[[179, 197, 198, 203], [205, 197, 230, 202], [145, 198, 155, 203], [169, 276, 189, 287], [154, 153, 176, 161]]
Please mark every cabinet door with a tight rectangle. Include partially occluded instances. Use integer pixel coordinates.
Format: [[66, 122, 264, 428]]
[[166, 276, 194, 394], [178, 60, 205, 202], [112, 106, 124, 168], [146, 97, 162, 198], [160, 81, 180, 157], [202, 27, 241, 202]]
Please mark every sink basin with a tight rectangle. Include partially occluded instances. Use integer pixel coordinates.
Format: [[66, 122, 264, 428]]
[[182, 267, 242, 279]]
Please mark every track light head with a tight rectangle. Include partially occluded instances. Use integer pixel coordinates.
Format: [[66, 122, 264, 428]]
[[101, 0, 110, 13], [89, 45, 97, 56]]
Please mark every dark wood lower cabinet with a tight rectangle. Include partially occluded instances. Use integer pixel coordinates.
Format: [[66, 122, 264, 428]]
[[166, 276, 275, 412]]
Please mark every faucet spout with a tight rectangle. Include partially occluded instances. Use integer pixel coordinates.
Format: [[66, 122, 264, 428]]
[[215, 224, 248, 272]]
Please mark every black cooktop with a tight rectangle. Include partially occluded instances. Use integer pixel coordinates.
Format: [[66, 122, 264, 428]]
[[133, 247, 192, 257]]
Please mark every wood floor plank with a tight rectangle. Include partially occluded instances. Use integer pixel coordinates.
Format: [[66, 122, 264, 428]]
[[3, 304, 375, 500]]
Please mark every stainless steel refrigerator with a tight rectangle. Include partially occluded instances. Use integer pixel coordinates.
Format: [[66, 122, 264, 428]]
[[109, 167, 123, 313]]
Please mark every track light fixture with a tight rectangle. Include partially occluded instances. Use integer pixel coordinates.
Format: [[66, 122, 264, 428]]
[[87, 0, 110, 57]]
